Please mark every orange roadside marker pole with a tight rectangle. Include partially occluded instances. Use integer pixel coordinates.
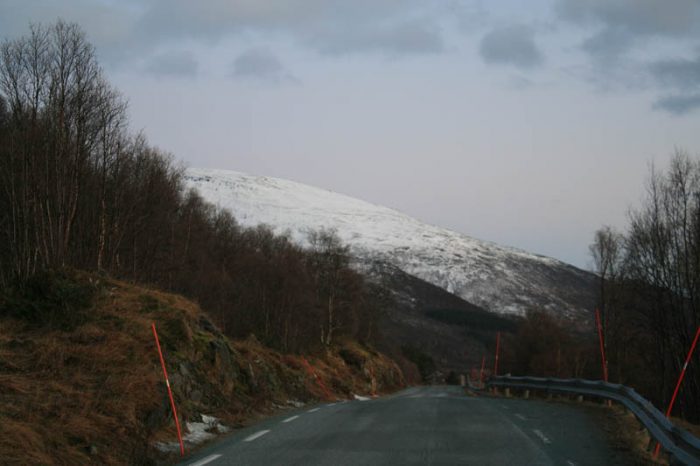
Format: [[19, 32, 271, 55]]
[[654, 326, 700, 458], [152, 323, 185, 456]]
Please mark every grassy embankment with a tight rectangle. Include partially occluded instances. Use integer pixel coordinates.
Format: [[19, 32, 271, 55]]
[[0, 271, 405, 464]]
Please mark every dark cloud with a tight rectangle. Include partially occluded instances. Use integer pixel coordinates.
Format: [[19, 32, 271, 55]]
[[555, 1, 700, 115], [648, 54, 700, 115], [0, 0, 135, 66], [0, 0, 131, 41], [136, 0, 444, 58], [556, 0, 700, 59], [231, 48, 297, 84], [580, 27, 633, 62], [2, 0, 446, 67], [313, 19, 443, 57], [653, 94, 700, 115], [479, 25, 543, 69], [557, 0, 700, 36], [145, 51, 198, 78], [650, 55, 700, 91]]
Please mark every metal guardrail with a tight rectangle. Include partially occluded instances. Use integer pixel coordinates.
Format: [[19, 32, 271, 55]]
[[465, 374, 484, 391], [487, 376, 700, 466]]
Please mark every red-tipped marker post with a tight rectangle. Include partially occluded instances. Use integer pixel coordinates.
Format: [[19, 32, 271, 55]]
[[494, 332, 501, 376], [301, 356, 333, 400], [479, 355, 486, 386], [595, 309, 608, 383], [152, 323, 185, 456], [654, 326, 700, 458]]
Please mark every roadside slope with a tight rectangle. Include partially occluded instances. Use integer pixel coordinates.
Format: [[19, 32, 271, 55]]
[[0, 271, 405, 465]]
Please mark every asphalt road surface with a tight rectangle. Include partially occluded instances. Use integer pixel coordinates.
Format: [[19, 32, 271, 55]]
[[179, 385, 632, 466]]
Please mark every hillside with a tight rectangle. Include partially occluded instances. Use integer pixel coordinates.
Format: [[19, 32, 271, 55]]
[[363, 260, 517, 374], [184, 169, 597, 320], [0, 271, 405, 465]]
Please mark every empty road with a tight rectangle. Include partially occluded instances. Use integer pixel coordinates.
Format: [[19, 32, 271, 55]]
[[180, 386, 632, 465]]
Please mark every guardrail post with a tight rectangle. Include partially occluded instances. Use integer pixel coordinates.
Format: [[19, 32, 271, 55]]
[[524, 389, 530, 399], [505, 388, 511, 398]]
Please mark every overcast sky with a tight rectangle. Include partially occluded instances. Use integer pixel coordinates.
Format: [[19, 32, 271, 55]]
[[3, 0, 700, 268]]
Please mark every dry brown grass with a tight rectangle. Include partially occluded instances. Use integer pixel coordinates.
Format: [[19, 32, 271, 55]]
[[0, 277, 190, 464], [0, 274, 406, 465]]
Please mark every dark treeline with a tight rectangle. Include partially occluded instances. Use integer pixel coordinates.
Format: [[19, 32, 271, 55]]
[[499, 310, 599, 382], [591, 150, 700, 422], [0, 21, 384, 352]]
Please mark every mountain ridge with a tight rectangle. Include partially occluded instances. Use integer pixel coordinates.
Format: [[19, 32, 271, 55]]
[[184, 168, 597, 320]]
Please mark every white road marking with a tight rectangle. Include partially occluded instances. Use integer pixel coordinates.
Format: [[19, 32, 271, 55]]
[[327, 403, 337, 407], [533, 429, 552, 445], [188, 454, 222, 466], [514, 413, 527, 421], [282, 415, 299, 423], [408, 395, 423, 399], [501, 405, 510, 410], [244, 430, 270, 442], [307, 407, 320, 413], [566, 461, 576, 466]]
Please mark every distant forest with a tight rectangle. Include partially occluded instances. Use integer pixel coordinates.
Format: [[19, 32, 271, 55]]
[[0, 21, 386, 352]]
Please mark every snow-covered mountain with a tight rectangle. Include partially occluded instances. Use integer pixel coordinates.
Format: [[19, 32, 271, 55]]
[[184, 168, 596, 319]]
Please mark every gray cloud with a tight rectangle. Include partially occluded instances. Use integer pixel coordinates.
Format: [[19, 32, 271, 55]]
[[648, 54, 700, 115], [557, 0, 700, 36], [136, 0, 444, 58], [231, 48, 297, 83], [0, 0, 136, 67], [653, 94, 700, 115], [580, 27, 633, 62], [312, 19, 443, 57], [650, 55, 700, 91], [479, 25, 543, 69], [3, 0, 446, 68], [145, 51, 198, 78], [556, 0, 700, 114], [556, 0, 700, 60]]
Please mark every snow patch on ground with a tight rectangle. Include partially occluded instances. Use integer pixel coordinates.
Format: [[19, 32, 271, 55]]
[[154, 414, 229, 453], [353, 394, 371, 401]]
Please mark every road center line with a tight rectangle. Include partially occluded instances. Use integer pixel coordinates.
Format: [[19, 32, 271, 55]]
[[244, 430, 270, 442], [514, 413, 527, 421], [307, 407, 320, 413], [282, 415, 299, 423], [533, 429, 552, 445], [188, 454, 222, 466]]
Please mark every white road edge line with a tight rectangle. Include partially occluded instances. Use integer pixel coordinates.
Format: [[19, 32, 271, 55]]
[[307, 407, 320, 413], [282, 415, 299, 423], [327, 403, 337, 407], [514, 413, 527, 421], [533, 429, 552, 445], [188, 454, 222, 466], [566, 461, 577, 466], [244, 430, 270, 442]]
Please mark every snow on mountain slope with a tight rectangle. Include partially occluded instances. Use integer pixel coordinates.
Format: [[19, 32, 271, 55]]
[[184, 168, 596, 318]]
